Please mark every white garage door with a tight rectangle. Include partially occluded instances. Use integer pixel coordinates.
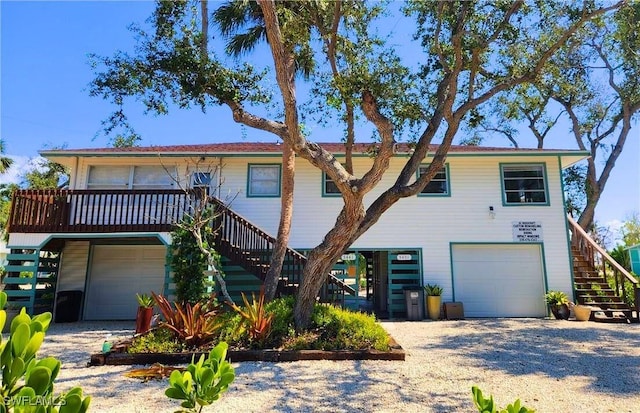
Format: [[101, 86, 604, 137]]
[[85, 245, 166, 320], [452, 244, 545, 317]]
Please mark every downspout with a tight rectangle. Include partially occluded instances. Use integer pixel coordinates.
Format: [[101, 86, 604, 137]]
[[217, 157, 223, 198]]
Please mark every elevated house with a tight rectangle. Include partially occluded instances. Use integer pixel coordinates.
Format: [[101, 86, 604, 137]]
[[3, 143, 638, 322]]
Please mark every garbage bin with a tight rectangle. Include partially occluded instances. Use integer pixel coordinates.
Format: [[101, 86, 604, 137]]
[[55, 291, 83, 323], [403, 286, 424, 321]]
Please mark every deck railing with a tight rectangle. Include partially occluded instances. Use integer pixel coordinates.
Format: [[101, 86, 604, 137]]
[[8, 189, 186, 233], [568, 215, 640, 320], [8, 189, 355, 299]]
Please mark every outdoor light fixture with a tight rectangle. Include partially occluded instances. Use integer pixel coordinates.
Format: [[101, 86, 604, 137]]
[[489, 206, 496, 219]]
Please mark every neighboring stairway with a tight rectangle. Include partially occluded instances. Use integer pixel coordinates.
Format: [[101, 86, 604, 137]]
[[568, 216, 639, 323], [209, 197, 356, 304]]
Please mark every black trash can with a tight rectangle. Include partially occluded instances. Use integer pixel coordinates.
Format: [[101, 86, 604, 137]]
[[403, 286, 424, 321], [55, 291, 83, 323]]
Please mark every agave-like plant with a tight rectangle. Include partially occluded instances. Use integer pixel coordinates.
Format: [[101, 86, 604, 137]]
[[151, 292, 223, 348], [230, 287, 274, 347]]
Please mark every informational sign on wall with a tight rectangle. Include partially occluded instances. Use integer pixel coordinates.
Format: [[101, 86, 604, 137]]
[[512, 221, 543, 242]]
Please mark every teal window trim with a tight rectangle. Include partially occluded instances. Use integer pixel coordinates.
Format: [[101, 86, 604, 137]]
[[247, 163, 282, 198], [416, 163, 451, 197], [321, 171, 341, 197], [500, 163, 550, 206]]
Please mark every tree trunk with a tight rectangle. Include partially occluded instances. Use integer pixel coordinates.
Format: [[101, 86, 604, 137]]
[[577, 158, 600, 230], [264, 141, 295, 300], [294, 200, 364, 330]]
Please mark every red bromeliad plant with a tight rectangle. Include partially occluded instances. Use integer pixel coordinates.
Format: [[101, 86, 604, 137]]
[[231, 288, 274, 347], [151, 292, 224, 348]]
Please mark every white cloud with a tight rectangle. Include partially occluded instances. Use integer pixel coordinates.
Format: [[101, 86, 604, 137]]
[[0, 155, 42, 186]]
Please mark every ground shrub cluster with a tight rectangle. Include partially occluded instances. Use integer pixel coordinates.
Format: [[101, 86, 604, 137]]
[[128, 295, 390, 354]]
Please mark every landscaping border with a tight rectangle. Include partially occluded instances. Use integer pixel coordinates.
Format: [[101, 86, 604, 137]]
[[88, 337, 405, 366]]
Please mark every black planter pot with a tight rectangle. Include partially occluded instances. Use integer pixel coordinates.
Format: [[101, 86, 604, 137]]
[[550, 304, 570, 320]]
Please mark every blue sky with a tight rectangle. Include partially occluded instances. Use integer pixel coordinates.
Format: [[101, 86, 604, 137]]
[[1, 1, 638, 226]]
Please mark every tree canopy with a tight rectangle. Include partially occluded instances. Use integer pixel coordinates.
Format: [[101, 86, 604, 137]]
[[470, 1, 640, 230], [90, 0, 625, 329]]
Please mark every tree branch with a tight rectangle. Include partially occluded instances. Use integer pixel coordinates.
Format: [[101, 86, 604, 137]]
[[224, 100, 287, 137]]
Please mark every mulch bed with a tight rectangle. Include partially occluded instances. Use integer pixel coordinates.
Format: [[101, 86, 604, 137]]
[[88, 336, 405, 366]]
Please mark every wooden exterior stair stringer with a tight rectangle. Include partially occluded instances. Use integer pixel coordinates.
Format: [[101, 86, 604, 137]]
[[568, 216, 640, 323]]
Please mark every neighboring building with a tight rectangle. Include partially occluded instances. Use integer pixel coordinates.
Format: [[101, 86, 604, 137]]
[[3, 142, 635, 322], [628, 244, 640, 275]]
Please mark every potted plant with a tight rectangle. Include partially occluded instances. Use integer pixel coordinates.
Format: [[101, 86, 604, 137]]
[[571, 302, 592, 321], [135, 293, 155, 334], [424, 284, 443, 320], [545, 290, 570, 320]]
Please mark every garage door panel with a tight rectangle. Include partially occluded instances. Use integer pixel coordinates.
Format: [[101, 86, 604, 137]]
[[85, 245, 166, 320], [452, 244, 545, 318]]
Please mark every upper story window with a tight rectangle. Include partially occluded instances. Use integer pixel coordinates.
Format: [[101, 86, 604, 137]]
[[322, 171, 340, 197], [501, 164, 548, 205], [417, 164, 450, 196], [247, 164, 281, 197], [192, 172, 212, 196], [87, 165, 176, 190]]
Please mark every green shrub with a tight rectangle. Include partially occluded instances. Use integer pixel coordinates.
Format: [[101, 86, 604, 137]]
[[165, 342, 235, 412], [128, 328, 186, 354], [0, 291, 91, 412], [472, 386, 535, 413], [265, 296, 295, 339], [137, 295, 389, 353], [169, 220, 220, 304], [309, 304, 390, 351]]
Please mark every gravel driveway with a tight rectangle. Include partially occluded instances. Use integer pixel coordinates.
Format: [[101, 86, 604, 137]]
[[39, 319, 640, 412]]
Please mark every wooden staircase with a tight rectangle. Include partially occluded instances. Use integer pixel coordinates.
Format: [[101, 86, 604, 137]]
[[568, 216, 640, 323], [208, 197, 356, 303]]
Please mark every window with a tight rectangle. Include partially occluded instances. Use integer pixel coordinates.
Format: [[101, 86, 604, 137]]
[[417, 164, 450, 196], [247, 164, 281, 197], [192, 172, 212, 196], [501, 164, 548, 205], [87, 165, 176, 189], [87, 166, 130, 189], [322, 171, 340, 196]]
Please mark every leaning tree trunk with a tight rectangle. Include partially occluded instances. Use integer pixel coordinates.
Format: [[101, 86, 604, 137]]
[[294, 201, 365, 330], [264, 141, 295, 300]]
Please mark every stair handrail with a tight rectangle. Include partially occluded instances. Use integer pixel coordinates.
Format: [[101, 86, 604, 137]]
[[568, 215, 639, 319], [209, 197, 356, 296]]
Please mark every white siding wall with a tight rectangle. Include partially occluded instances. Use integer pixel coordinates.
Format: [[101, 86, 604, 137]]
[[57, 241, 90, 292], [213, 155, 573, 302], [69, 153, 573, 302]]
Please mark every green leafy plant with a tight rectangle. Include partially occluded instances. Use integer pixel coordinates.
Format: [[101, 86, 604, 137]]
[[231, 288, 274, 347], [165, 342, 235, 412], [127, 327, 186, 354], [472, 386, 535, 413], [169, 220, 220, 304], [0, 291, 91, 412], [424, 284, 443, 296], [152, 293, 223, 348], [307, 304, 390, 351], [544, 290, 569, 306], [136, 293, 155, 308]]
